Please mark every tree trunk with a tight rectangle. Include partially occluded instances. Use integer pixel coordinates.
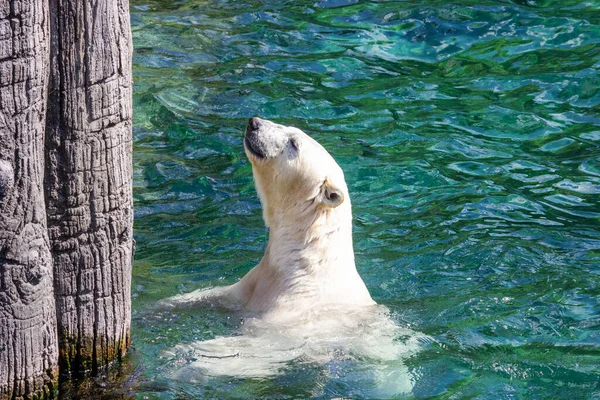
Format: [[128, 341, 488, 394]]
[[0, 0, 59, 398], [45, 0, 134, 375], [0, 0, 134, 395]]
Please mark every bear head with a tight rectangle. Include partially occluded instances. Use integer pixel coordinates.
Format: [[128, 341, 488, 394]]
[[244, 117, 350, 230]]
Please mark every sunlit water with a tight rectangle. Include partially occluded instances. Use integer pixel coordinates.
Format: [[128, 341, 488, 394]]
[[129, 0, 600, 398]]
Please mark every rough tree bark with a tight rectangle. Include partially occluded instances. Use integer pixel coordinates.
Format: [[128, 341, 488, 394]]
[[45, 0, 134, 376], [0, 0, 59, 398], [0, 0, 133, 396]]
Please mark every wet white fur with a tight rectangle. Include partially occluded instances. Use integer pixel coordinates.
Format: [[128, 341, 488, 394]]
[[167, 118, 374, 321], [161, 120, 425, 394]]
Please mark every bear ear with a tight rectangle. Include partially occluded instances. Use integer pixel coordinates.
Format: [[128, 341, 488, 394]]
[[320, 178, 344, 208]]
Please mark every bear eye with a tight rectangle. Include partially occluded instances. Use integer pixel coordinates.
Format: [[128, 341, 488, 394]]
[[289, 138, 299, 152]]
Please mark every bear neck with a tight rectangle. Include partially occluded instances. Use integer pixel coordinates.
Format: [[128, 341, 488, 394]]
[[263, 204, 357, 277]]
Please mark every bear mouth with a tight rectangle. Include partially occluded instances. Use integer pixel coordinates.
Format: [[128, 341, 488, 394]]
[[244, 136, 267, 159]]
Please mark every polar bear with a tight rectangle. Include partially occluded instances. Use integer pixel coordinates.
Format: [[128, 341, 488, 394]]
[[168, 117, 375, 320], [161, 118, 424, 394]]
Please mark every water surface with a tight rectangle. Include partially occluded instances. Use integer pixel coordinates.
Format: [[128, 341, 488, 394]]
[[130, 0, 600, 398]]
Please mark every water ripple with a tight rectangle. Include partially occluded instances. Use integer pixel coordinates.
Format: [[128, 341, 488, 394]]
[[131, 0, 600, 398]]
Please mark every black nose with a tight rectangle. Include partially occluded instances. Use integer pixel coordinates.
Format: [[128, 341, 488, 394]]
[[248, 117, 262, 131]]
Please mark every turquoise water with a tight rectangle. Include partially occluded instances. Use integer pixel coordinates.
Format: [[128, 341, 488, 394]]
[[129, 0, 600, 398]]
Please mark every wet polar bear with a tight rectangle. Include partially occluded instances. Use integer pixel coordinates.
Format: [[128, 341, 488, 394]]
[[162, 118, 424, 395]]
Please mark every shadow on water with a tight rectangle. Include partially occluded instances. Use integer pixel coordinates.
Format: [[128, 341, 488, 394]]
[[57, 355, 141, 400]]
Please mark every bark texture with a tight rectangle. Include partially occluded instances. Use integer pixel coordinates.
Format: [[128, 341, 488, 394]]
[[45, 0, 134, 375], [1, 0, 134, 396], [0, 0, 59, 398]]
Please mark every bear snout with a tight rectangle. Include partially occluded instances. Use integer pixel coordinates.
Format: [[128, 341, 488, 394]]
[[245, 117, 268, 159]]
